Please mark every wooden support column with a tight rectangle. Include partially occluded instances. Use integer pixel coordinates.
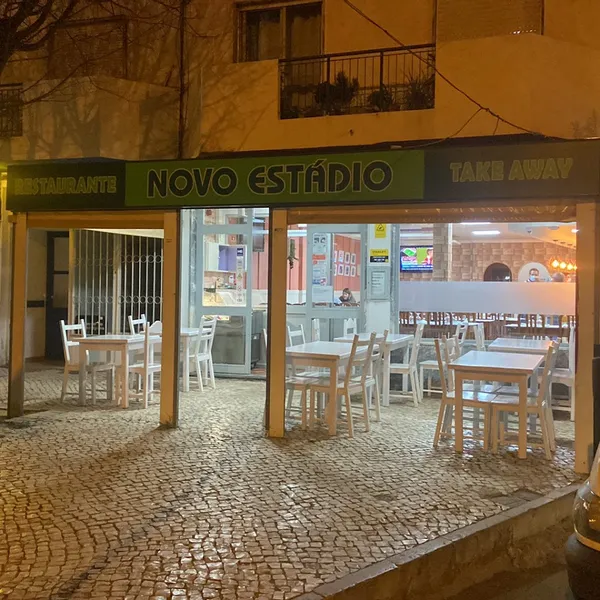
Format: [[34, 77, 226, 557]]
[[266, 208, 287, 438], [8, 213, 27, 418], [161, 210, 182, 427], [575, 202, 600, 473]]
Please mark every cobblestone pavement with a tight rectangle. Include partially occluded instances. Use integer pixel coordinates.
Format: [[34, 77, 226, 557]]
[[0, 368, 578, 600]]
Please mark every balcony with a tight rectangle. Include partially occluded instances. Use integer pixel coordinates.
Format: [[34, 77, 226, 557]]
[[0, 84, 23, 138], [279, 45, 435, 120]]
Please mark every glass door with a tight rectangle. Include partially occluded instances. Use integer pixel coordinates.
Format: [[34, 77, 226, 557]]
[[300, 224, 366, 342], [190, 208, 268, 376]]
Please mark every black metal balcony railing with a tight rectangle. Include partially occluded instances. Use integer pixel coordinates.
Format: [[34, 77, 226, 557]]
[[0, 84, 23, 138], [279, 45, 435, 120]]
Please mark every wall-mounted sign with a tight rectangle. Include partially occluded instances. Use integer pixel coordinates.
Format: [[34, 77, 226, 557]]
[[7, 140, 600, 214], [374, 223, 387, 238], [7, 160, 126, 212], [368, 269, 390, 300], [425, 141, 600, 200], [235, 246, 245, 304], [126, 150, 424, 208], [369, 249, 390, 263]]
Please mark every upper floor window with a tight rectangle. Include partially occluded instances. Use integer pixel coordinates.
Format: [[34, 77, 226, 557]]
[[48, 18, 128, 79], [238, 2, 322, 62]]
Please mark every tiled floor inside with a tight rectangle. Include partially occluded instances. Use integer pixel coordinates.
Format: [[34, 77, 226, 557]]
[[0, 367, 579, 599]]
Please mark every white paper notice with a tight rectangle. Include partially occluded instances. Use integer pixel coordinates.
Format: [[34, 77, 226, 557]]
[[312, 285, 334, 304]]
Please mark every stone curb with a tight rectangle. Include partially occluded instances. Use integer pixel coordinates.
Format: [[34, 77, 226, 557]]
[[297, 483, 580, 600]]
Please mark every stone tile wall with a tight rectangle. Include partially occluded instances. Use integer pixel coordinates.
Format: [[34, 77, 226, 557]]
[[399, 241, 576, 282], [451, 241, 576, 282]]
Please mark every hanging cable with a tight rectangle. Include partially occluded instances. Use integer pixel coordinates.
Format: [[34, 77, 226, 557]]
[[395, 108, 483, 149]]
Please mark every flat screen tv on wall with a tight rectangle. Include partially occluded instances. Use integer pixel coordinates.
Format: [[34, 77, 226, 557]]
[[400, 246, 433, 272]]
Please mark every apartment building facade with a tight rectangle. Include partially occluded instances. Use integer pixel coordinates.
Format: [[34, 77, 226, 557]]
[[0, 0, 599, 368], [0, 0, 600, 363], [3, 0, 600, 473]]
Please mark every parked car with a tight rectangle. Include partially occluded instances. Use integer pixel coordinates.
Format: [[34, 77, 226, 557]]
[[566, 443, 600, 599]]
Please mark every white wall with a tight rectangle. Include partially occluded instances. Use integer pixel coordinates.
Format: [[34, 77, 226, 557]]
[[399, 281, 575, 314]]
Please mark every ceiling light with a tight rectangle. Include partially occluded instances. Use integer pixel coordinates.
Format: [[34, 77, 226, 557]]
[[461, 222, 491, 225], [572, 228, 579, 233], [472, 230, 501, 236], [400, 232, 432, 239]]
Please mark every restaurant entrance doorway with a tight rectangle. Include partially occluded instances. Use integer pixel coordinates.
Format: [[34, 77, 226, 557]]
[[44, 231, 69, 360], [269, 198, 594, 474]]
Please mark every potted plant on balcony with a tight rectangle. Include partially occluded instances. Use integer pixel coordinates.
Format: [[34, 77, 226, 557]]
[[403, 69, 435, 111], [313, 71, 359, 116], [368, 85, 399, 112]]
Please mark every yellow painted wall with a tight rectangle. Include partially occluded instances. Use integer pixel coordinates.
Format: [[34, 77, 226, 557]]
[[192, 31, 600, 153], [5, 0, 600, 159], [544, 0, 600, 51], [7, 78, 178, 161]]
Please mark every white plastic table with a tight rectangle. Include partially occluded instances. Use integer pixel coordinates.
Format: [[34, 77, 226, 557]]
[[449, 350, 544, 459], [488, 337, 553, 355], [286, 341, 367, 435], [180, 327, 202, 392], [334, 333, 413, 406], [78, 334, 160, 408], [148, 325, 204, 392]]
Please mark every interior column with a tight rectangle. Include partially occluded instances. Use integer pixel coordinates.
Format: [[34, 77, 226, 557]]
[[365, 224, 394, 333], [266, 209, 287, 437], [575, 202, 599, 473], [8, 213, 27, 418], [433, 223, 453, 281], [160, 210, 182, 427]]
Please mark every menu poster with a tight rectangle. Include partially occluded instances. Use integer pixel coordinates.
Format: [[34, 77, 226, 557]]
[[312, 285, 334, 304], [235, 246, 245, 303]]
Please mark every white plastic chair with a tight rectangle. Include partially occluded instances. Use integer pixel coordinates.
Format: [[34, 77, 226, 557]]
[[193, 317, 217, 391], [128, 314, 147, 335], [553, 327, 576, 420], [370, 330, 388, 422], [474, 323, 486, 351], [60, 320, 115, 403], [264, 329, 318, 429], [287, 324, 306, 346], [147, 320, 162, 334], [343, 318, 357, 336], [390, 323, 425, 406], [312, 319, 321, 342], [490, 342, 558, 459], [308, 333, 377, 437], [127, 326, 161, 408], [455, 322, 469, 350], [433, 337, 494, 449]]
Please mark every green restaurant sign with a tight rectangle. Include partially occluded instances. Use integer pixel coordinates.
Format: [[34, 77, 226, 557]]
[[125, 151, 424, 207], [424, 141, 600, 200], [7, 160, 126, 212], [5, 140, 600, 212]]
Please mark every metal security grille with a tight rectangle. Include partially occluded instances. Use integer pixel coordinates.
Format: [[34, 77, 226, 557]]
[[119, 235, 163, 330], [72, 231, 163, 334], [0, 84, 23, 138]]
